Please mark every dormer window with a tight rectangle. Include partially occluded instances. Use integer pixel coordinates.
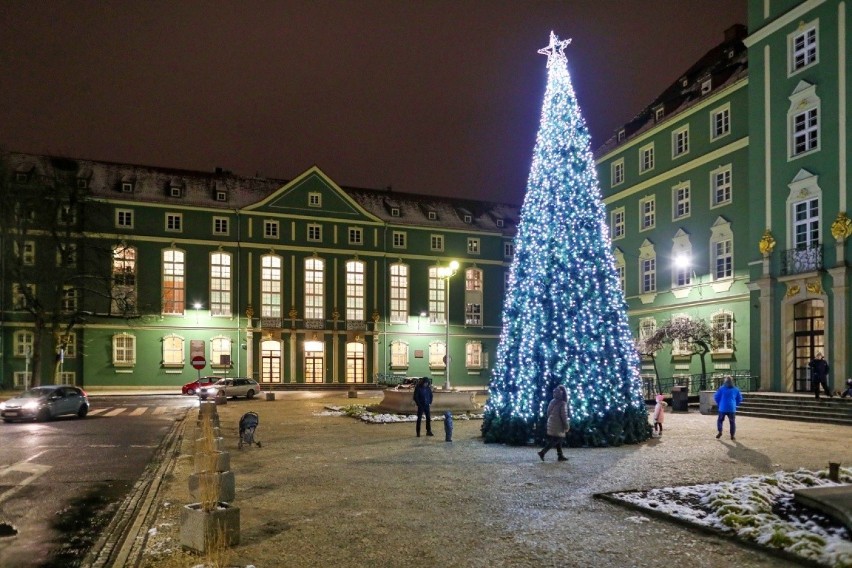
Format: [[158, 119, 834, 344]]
[[464, 215, 472, 224], [654, 107, 664, 122], [121, 182, 134, 193], [428, 211, 437, 221], [308, 192, 321, 207], [15, 172, 29, 183], [681, 77, 689, 88], [391, 208, 400, 217], [701, 79, 712, 94], [496, 219, 504, 228], [617, 129, 626, 142], [215, 190, 227, 202], [77, 178, 88, 189], [169, 185, 182, 198]]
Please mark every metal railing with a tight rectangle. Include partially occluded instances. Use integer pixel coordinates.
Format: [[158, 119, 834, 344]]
[[642, 370, 759, 400], [781, 243, 823, 275]]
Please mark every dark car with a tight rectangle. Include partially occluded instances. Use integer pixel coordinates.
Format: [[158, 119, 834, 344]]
[[1, 385, 90, 422], [182, 376, 219, 396], [199, 378, 259, 400]]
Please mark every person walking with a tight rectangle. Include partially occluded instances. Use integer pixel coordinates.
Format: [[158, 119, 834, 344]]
[[652, 394, 667, 437], [413, 377, 434, 437], [840, 378, 852, 399], [538, 385, 570, 462], [714, 375, 743, 441], [808, 352, 833, 400]]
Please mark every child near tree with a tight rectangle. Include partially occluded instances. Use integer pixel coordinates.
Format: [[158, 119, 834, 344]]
[[652, 394, 667, 436]]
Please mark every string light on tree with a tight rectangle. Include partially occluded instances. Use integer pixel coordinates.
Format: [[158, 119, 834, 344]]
[[481, 32, 650, 447]]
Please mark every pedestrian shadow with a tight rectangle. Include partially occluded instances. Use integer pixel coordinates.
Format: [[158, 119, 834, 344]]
[[720, 439, 774, 472]]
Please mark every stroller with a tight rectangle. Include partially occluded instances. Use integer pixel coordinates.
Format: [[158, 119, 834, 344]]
[[238, 411, 262, 449]]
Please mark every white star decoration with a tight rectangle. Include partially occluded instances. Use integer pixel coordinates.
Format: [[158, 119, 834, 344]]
[[537, 31, 571, 67]]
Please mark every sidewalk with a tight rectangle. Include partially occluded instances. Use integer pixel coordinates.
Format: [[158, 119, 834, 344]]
[[129, 392, 850, 568]]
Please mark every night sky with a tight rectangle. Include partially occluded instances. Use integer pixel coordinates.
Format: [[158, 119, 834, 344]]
[[0, 1, 746, 205]]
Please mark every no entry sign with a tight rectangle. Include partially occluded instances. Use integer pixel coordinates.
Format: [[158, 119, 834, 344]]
[[191, 355, 206, 370]]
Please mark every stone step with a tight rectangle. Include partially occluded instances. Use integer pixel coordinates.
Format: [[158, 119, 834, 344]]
[[738, 405, 852, 421], [737, 409, 852, 427]]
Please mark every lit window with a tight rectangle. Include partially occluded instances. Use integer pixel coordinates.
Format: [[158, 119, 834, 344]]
[[304, 340, 324, 382], [465, 268, 483, 326], [166, 213, 183, 232], [345, 342, 365, 383], [389, 263, 409, 323], [211, 336, 232, 367], [261, 254, 282, 318], [112, 245, 137, 314], [113, 333, 136, 366], [345, 260, 365, 322], [163, 335, 185, 366], [304, 257, 325, 320], [431, 234, 444, 252], [428, 266, 447, 324], [161, 249, 185, 315], [390, 341, 409, 369], [429, 341, 446, 368], [466, 341, 483, 369], [210, 252, 232, 316], [712, 311, 734, 351]]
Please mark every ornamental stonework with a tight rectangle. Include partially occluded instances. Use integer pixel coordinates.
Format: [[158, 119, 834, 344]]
[[831, 212, 852, 241], [758, 230, 776, 257]]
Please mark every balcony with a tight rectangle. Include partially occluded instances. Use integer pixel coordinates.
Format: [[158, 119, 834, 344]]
[[781, 243, 823, 276]]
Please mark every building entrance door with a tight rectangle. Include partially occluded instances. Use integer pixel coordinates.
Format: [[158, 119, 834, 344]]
[[260, 340, 281, 383], [793, 300, 825, 392]]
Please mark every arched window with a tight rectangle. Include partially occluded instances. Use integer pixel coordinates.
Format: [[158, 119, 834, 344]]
[[113, 332, 136, 367], [162, 248, 185, 315], [429, 341, 446, 369], [112, 244, 137, 315], [711, 311, 734, 352], [162, 334, 185, 367], [390, 341, 409, 369], [211, 336, 232, 368]]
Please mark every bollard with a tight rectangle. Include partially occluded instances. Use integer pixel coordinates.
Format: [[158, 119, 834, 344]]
[[829, 462, 840, 482], [444, 411, 453, 442]]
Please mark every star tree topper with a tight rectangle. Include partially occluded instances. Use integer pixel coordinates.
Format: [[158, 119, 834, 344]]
[[537, 31, 572, 67]]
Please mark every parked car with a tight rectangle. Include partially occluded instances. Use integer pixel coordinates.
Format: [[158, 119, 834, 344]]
[[182, 376, 219, 396], [199, 378, 259, 400], [1, 385, 90, 422]]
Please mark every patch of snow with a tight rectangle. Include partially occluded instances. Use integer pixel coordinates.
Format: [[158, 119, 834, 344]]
[[626, 515, 651, 524]]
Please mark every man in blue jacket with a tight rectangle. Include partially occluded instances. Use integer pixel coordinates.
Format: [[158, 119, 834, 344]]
[[714, 376, 743, 441]]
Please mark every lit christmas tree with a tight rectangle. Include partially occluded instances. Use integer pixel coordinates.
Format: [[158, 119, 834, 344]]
[[482, 32, 650, 447]]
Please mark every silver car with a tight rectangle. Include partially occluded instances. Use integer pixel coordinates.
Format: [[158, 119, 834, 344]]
[[199, 378, 259, 400], [1, 385, 90, 422]]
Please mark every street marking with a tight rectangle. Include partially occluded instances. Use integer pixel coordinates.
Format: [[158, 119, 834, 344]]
[[0, 460, 52, 506], [104, 408, 127, 417], [88, 408, 109, 415], [152, 406, 169, 415], [129, 407, 147, 416]]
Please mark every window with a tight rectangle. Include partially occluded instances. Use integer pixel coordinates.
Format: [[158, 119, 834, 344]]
[[613, 249, 626, 293], [711, 104, 730, 140], [701, 79, 712, 94], [116, 209, 134, 229], [428, 267, 447, 324], [711, 166, 732, 207], [162, 248, 185, 315], [788, 82, 820, 159], [308, 192, 322, 207], [391, 208, 400, 217], [504, 242, 515, 257], [463, 215, 472, 224], [166, 213, 182, 232], [672, 183, 690, 220], [14, 330, 34, 357], [163, 335, 185, 366], [264, 220, 279, 239], [639, 143, 655, 173], [307, 224, 322, 242], [169, 185, 182, 198], [304, 257, 325, 320], [77, 178, 88, 189], [261, 254, 282, 318], [61, 285, 78, 312], [57, 243, 77, 268], [390, 341, 409, 369], [304, 340, 324, 382], [467, 238, 480, 255], [672, 126, 689, 158], [655, 107, 664, 122], [210, 252, 232, 316], [429, 341, 446, 368], [16, 241, 35, 266], [639, 196, 655, 231], [215, 190, 228, 202], [793, 197, 820, 249], [673, 253, 692, 287], [430, 234, 444, 252], [611, 159, 625, 187], [389, 263, 409, 323], [348, 227, 363, 245], [714, 239, 733, 279], [345, 342, 365, 383], [213, 217, 230, 236], [345, 260, 365, 322], [57, 203, 76, 225], [465, 268, 483, 326], [121, 182, 134, 193], [671, 315, 693, 356], [496, 219, 504, 228], [466, 341, 483, 369], [211, 337, 232, 367], [617, 129, 626, 142], [392, 231, 406, 249], [113, 333, 136, 366], [112, 245, 137, 314], [13, 372, 32, 388], [789, 24, 818, 73], [60, 333, 77, 358], [428, 211, 437, 221], [639, 318, 656, 341], [611, 208, 625, 240], [791, 107, 819, 156], [712, 311, 734, 352], [641, 257, 656, 293]]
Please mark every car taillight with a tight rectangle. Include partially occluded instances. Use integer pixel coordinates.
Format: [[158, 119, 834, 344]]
[[80, 389, 88, 397]]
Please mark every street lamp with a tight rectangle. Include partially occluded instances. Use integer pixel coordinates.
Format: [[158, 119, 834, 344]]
[[437, 260, 460, 390], [194, 302, 202, 324]]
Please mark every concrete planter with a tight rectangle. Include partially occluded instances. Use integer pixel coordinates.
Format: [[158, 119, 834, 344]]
[[699, 391, 717, 415], [189, 471, 236, 503], [193, 450, 230, 474], [198, 402, 218, 417], [196, 414, 221, 428], [180, 502, 240, 553], [195, 436, 226, 454], [372, 388, 480, 413]]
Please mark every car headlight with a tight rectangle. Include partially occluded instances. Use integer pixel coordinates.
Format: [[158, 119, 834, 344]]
[[0, 402, 6, 410], [23, 401, 40, 410]]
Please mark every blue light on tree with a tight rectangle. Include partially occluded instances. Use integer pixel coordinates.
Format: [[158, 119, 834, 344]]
[[482, 32, 650, 447]]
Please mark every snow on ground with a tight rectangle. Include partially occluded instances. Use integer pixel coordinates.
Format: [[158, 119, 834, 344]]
[[607, 467, 852, 568], [316, 404, 484, 423]]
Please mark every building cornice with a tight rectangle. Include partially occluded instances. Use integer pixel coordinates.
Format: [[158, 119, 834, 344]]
[[743, 0, 826, 47]]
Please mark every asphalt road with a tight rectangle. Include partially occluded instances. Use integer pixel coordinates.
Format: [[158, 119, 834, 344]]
[[0, 394, 194, 568]]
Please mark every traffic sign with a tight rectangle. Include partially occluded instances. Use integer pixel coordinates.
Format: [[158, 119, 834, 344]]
[[191, 355, 206, 370]]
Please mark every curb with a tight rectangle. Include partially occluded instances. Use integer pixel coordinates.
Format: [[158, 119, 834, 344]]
[[83, 412, 189, 568]]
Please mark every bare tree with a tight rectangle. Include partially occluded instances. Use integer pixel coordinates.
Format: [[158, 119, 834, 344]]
[[635, 332, 664, 392], [649, 316, 728, 390]]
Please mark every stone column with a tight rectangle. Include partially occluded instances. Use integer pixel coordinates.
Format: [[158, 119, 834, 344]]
[[828, 265, 849, 388], [752, 277, 775, 391]]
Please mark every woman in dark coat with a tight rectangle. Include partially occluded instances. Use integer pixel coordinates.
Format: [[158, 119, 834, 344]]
[[413, 377, 434, 437], [538, 385, 570, 462]]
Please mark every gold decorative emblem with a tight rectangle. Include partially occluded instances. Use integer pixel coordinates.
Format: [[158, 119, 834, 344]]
[[288, 306, 298, 319], [831, 212, 852, 241], [372, 310, 381, 323], [786, 284, 800, 298], [758, 229, 776, 257], [806, 281, 822, 295]]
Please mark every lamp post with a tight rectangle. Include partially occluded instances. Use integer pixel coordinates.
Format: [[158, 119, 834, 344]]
[[437, 260, 460, 391], [194, 302, 202, 324]]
